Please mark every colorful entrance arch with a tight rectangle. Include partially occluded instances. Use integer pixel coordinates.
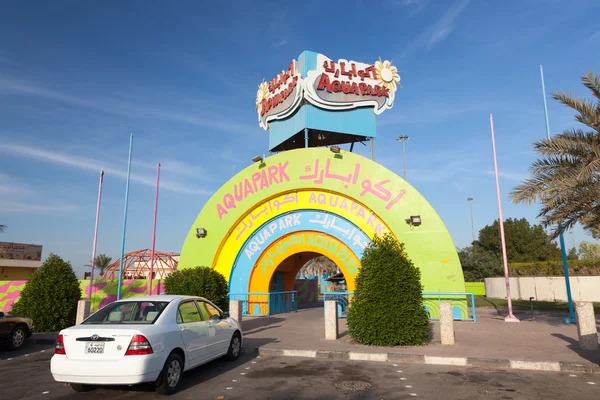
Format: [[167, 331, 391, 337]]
[[179, 147, 466, 300], [229, 210, 369, 294]]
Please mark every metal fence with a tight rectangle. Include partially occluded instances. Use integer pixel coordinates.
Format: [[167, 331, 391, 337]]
[[322, 291, 476, 322], [229, 291, 476, 322], [228, 291, 298, 316], [323, 292, 354, 318]]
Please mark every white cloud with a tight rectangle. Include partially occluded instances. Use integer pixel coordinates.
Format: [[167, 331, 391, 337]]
[[483, 170, 525, 182], [0, 173, 34, 196], [272, 39, 288, 47], [587, 31, 600, 44], [1, 200, 78, 213], [0, 75, 255, 135], [382, 0, 431, 16], [397, 0, 470, 58], [0, 142, 213, 196], [426, 0, 470, 48]]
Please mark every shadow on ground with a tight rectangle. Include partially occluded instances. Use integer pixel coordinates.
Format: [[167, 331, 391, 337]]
[[242, 317, 285, 335], [0, 341, 53, 360], [551, 333, 600, 365], [56, 351, 260, 398]]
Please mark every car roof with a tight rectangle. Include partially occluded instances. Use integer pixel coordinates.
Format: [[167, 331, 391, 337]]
[[114, 295, 208, 303]]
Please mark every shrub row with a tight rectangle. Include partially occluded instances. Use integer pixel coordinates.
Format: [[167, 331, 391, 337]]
[[509, 260, 600, 276]]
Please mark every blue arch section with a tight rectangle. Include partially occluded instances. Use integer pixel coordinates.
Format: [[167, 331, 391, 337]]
[[228, 210, 370, 294]]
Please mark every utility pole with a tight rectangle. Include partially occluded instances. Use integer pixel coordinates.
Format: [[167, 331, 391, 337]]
[[467, 197, 475, 243], [396, 135, 409, 180]]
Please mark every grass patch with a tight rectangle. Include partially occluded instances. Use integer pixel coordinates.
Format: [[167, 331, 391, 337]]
[[475, 296, 600, 313]]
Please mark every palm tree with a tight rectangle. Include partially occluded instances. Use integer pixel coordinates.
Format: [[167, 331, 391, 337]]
[[299, 256, 339, 288], [85, 254, 113, 277], [510, 72, 600, 239]]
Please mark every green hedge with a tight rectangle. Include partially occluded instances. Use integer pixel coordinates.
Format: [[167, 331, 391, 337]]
[[347, 233, 429, 346], [164, 266, 229, 311], [509, 260, 600, 276], [11, 254, 82, 332]]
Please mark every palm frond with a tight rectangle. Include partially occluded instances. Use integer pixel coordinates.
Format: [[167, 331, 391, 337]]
[[513, 72, 600, 240]]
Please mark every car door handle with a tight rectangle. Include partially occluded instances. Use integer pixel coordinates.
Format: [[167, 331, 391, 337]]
[[182, 327, 189, 332]]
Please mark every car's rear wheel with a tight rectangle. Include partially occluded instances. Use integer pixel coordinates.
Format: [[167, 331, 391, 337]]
[[156, 352, 183, 395], [225, 332, 242, 361], [70, 383, 94, 392], [8, 325, 27, 350]]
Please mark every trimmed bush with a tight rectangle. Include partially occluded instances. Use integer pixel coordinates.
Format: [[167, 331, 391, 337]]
[[164, 266, 229, 311], [11, 254, 82, 332], [347, 233, 429, 346]]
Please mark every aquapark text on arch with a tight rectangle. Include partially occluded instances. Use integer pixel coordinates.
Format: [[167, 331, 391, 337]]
[[178, 147, 466, 297]]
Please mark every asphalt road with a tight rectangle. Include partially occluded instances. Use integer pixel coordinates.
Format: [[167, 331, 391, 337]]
[[0, 346, 598, 400]]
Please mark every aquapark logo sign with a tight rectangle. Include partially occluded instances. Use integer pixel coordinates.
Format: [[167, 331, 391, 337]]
[[256, 60, 303, 130], [255, 53, 401, 130]]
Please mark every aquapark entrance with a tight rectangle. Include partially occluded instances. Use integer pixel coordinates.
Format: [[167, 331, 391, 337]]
[[178, 51, 467, 318]]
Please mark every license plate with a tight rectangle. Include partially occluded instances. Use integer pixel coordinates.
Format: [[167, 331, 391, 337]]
[[85, 342, 105, 354]]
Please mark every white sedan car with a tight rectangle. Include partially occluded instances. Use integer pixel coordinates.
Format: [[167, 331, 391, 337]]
[[51, 295, 242, 395]]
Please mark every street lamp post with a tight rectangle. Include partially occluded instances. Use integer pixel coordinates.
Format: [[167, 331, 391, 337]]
[[396, 135, 409, 180], [467, 197, 475, 243]]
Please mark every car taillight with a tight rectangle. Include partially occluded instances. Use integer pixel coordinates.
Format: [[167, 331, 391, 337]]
[[125, 334, 153, 356], [55, 334, 66, 355]]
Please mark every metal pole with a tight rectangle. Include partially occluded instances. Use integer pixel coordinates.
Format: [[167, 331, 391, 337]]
[[467, 198, 475, 243], [402, 140, 407, 180], [370, 138, 375, 161], [396, 135, 409, 180], [88, 169, 104, 305], [540, 65, 576, 324], [117, 133, 133, 300], [489, 114, 519, 322], [148, 162, 161, 295]]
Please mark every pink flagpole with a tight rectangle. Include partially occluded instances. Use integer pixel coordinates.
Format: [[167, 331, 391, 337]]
[[148, 162, 161, 295], [88, 169, 104, 305], [489, 114, 519, 322]]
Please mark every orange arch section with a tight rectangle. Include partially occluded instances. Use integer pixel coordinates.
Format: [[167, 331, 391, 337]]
[[248, 231, 360, 294]]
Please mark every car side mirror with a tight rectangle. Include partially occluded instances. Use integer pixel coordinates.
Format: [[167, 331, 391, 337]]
[[222, 312, 230, 319], [0, 311, 4, 318]]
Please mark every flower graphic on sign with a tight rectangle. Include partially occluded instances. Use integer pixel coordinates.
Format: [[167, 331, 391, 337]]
[[375, 59, 401, 93], [255, 80, 269, 112]]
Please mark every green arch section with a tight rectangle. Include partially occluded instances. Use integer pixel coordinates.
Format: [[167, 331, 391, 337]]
[[179, 147, 465, 293]]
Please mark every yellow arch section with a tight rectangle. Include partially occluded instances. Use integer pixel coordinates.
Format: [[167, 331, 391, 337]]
[[213, 190, 392, 280], [248, 231, 360, 293]]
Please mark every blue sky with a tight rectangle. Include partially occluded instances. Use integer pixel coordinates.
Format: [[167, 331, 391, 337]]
[[1, 0, 599, 275]]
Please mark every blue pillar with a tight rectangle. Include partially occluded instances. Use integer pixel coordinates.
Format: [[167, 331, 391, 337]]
[[304, 128, 309, 148], [540, 65, 575, 324]]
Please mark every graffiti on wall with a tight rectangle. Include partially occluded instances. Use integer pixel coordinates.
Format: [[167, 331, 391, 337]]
[[293, 279, 319, 305], [0, 278, 319, 313], [0, 280, 26, 312], [0, 280, 165, 313]]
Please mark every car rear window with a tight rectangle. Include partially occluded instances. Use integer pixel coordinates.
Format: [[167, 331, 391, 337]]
[[83, 301, 169, 324]]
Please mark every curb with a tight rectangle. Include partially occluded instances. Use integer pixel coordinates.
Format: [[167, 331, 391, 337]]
[[252, 347, 600, 374]]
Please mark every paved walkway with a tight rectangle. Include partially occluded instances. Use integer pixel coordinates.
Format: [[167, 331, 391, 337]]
[[242, 307, 600, 366]]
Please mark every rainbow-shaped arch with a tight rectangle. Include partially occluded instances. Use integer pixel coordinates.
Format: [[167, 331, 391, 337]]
[[179, 148, 465, 302]]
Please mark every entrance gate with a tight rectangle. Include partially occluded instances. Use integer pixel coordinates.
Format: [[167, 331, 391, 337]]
[[177, 51, 468, 318], [229, 291, 298, 317]]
